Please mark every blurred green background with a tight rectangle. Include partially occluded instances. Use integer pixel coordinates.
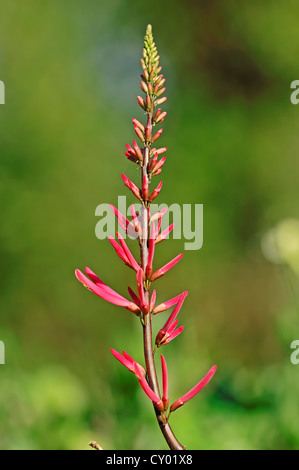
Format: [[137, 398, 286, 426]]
[[1, 0, 299, 450]]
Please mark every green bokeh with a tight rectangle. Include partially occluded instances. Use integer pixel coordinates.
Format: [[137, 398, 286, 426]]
[[1, 0, 299, 449]]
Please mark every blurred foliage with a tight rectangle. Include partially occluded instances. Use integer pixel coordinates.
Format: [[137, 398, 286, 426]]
[[0, 0, 299, 449]]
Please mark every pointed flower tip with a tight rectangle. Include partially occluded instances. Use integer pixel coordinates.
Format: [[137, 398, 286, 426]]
[[170, 365, 217, 412]]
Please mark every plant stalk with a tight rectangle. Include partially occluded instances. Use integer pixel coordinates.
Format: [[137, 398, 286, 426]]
[[140, 119, 184, 451]]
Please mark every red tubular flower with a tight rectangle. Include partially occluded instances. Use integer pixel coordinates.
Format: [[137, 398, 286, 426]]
[[110, 204, 136, 238], [155, 147, 167, 155], [155, 96, 167, 106], [136, 268, 147, 312], [148, 181, 163, 203], [142, 174, 149, 201], [152, 291, 186, 315], [150, 206, 168, 223], [150, 289, 156, 312], [170, 365, 217, 412], [155, 218, 162, 238], [155, 223, 174, 244], [133, 362, 164, 412], [132, 118, 145, 133], [150, 253, 183, 282], [149, 152, 158, 173], [116, 232, 140, 272], [128, 287, 141, 309], [159, 291, 188, 331], [152, 156, 166, 174], [130, 204, 141, 235], [108, 236, 130, 267], [134, 125, 145, 142], [121, 174, 142, 202], [155, 111, 167, 124], [145, 122, 151, 142], [156, 319, 184, 347], [75, 268, 140, 314], [111, 348, 146, 376], [133, 140, 144, 161], [151, 128, 163, 144], [125, 143, 142, 164], [146, 222, 155, 279], [153, 108, 162, 121], [146, 94, 152, 111], [124, 151, 140, 164], [161, 354, 169, 410], [155, 291, 188, 345], [137, 95, 146, 110]]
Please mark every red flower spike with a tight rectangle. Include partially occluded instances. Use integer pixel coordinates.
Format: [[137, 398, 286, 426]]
[[148, 181, 163, 203], [150, 253, 183, 282], [134, 125, 145, 142], [132, 118, 145, 133], [133, 362, 164, 411], [151, 128, 163, 144], [111, 349, 146, 376], [146, 222, 155, 279], [170, 366, 217, 413], [75, 268, 139, 314], [121, 174, 142, 202], [137, 95, 146, 110], [116, 232, 140, 272], [155, 223, 174, 244], [161, 354, 169, 410]]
